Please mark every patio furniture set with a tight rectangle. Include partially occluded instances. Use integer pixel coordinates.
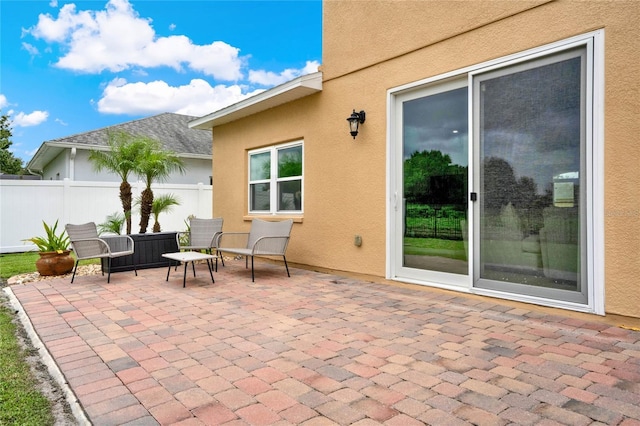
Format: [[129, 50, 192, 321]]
[[64, 218, 293, 287]]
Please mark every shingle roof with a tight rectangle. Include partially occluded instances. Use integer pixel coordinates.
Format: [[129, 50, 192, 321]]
[[47, 112, 211, 156]]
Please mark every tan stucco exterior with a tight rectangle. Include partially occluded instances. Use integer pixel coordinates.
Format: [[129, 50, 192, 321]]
[[207, 1, 639, 318]]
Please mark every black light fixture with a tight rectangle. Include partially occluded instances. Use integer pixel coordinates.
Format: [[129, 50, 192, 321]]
[[346, 109, 366, 139]]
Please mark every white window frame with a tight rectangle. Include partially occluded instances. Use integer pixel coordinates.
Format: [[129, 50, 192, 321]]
[[386, 30, 604, 315], [248, 140, 304, 215]]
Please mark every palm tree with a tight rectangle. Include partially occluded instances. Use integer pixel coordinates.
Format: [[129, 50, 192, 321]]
[[97, 212, 127, 235], [151, 194, 181, 232], [89, 131, 146, 234], [136, 138, 185, 233]]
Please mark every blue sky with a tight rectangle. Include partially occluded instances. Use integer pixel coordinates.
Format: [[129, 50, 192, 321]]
[[0, 0, 322, 163]]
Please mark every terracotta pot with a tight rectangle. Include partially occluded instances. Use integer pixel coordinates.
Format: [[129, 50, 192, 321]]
[[36, 250, 75, 276]]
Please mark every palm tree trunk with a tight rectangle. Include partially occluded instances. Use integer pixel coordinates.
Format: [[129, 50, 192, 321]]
[[120, 181, 133, 235], [139, 187, 153, 234]]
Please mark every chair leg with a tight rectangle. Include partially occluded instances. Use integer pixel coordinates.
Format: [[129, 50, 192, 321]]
[[207, 249, 218, 272], [251, 256, 254, 282], [283, 255, 290, 277], [71, 260, 79, 283], [107, 258, 112, 283], [219, 250, 225, 267]]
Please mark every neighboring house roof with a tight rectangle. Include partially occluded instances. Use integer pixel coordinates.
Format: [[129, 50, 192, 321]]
[[189, 72, 323, 130], [27, 112, 212, 173]]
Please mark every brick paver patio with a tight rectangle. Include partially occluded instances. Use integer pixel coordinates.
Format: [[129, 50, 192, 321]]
[[4, 259, 640, 425]]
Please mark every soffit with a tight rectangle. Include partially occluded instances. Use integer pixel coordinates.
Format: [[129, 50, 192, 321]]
[[189, 72, 323, 130]]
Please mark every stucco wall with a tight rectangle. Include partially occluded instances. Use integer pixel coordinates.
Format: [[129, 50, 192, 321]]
[[212, 0, 640, 317]]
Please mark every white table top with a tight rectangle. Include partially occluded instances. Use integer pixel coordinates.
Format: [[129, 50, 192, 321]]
[[162, 251, 216, 262]]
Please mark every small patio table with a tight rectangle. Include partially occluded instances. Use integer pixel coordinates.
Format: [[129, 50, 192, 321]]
[[162, 251, 216, 288]]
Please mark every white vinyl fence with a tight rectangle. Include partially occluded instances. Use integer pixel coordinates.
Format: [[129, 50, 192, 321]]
[[0, 179, 213, 253]]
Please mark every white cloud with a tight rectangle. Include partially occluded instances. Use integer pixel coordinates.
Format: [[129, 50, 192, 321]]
[[0, 94, 8, 109], [27, 0, 244, 80], [97, 78, 264, 117], [249, 60, 320, 86], [21, 42, 39, 56], [23, 0, 321, 120], [11, 110, 49, 127]]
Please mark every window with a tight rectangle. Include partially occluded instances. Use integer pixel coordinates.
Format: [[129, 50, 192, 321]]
[[249, 141, 303, 214]]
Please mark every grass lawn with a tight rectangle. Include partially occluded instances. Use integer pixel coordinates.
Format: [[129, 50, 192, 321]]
[[0, 252, 99, 280], [0, 304, 55, 425], [0, 252, 40, 279], [0, 251, 93, 425], [403, 237, 467, 261]]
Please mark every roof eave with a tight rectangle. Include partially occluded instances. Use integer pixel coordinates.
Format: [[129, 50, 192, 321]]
[[189, 71, 323, 130], [26, 142, 86, 173]]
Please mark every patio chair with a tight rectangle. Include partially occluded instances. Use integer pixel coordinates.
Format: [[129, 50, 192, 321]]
[[65, 222, 137, 283], [176, 217, 224, 271], [217, 218, 293, 281]]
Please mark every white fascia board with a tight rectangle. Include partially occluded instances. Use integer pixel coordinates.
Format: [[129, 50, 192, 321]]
[[26, 142, 72, 172], [189, 72, 323, 130]]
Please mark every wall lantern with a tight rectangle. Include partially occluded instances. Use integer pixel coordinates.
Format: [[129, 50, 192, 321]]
[[346, 110, 366, 139]]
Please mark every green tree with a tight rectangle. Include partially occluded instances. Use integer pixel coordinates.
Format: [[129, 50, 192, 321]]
[[151, 194, 180, 233], [136, 139, 185, 233], [404, 150, 461, 203], [88, 131, 147, 234], [0, 112, 24, 174]]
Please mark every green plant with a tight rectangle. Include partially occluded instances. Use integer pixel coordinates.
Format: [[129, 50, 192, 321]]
[[23, 220, 70, 253], [89, 131, 148, 234], [179, 214, 196, 246], [98, 211, 126, 235], [136, 138, 185, 233], [151, 193, 180, 233], [134, 194, 181, 233]]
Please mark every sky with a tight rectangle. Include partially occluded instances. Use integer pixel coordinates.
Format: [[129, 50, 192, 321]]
[[0, 0, 322, 163]]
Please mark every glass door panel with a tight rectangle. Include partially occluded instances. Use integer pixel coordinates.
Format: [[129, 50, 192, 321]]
[[473, 49, 587, 303], [402, 84, 468, 275]]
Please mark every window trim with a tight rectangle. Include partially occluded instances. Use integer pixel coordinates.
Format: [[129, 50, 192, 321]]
[[248, 140, 304, 216]]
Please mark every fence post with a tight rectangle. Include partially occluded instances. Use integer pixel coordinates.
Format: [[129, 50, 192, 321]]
[[197, 183, 204, 217], [63, 178, 71, 226]]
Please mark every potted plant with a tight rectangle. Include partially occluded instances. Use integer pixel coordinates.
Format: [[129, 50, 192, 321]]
[[23, 220, 74, 276]]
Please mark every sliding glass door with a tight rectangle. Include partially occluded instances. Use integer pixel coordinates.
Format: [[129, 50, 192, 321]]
[[390, 35, 599, 310], [472, 48, 587, 304], [394, 79, 469, 287]]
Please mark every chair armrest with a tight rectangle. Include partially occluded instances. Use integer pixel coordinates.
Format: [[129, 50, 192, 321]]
[[101, 235, 135, 253], [216, 232, 250, 250], [210, 231, 223, 248], [251, 236, 290, 256], [69, 237, 111, 258]]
